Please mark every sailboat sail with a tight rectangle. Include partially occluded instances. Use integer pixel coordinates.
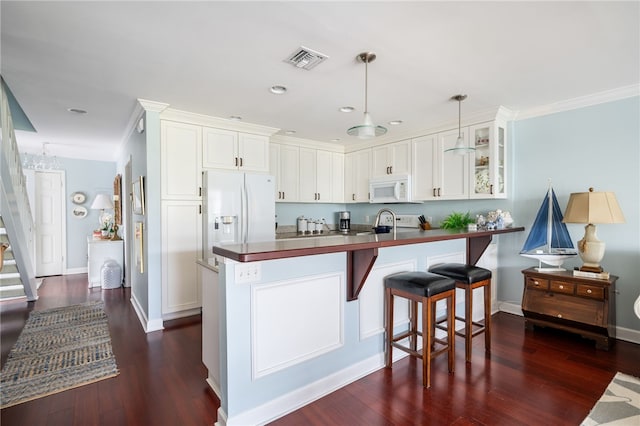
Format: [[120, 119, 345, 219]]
[[520, 186, 576, 268]]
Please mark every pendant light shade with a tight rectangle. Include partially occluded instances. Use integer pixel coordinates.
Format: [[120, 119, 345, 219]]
[[347, 52, 387, 139], [444, 94, 475, 156]]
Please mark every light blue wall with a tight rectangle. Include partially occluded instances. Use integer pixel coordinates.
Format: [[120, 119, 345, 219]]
[[118, 113, 149, 316], [504, 96, 640, 331], [53, 158, 116, 269]]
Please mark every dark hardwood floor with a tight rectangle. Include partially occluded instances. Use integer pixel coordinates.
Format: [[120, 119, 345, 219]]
[[2, 274, 639, 426], [1, 274, 219, 426]]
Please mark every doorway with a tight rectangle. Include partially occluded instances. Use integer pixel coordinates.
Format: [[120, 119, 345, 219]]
[[34, 170, 65, 277]]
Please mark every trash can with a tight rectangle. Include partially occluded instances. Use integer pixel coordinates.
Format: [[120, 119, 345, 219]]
[[101, 259, 122, 289]]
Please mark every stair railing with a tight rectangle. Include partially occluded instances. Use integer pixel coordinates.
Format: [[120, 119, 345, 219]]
[[0, 78, 37, 300]]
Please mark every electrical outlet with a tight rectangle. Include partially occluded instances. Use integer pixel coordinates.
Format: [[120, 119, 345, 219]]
[[381, 215, 394, 225], [235, 262, 262, 284]]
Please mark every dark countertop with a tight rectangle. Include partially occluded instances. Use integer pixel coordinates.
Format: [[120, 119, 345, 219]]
[[212, 226, 525, 262]]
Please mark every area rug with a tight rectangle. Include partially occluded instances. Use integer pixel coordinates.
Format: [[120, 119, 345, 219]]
[[581, 372, 640, 425], [1, 301, 119, 408]]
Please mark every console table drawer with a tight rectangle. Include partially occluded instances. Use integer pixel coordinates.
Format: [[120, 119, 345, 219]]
[[550, 280, 575, 295], [577, 285, 604, 300], [523, 291, 604, 326], [526, 276, 549, 290]]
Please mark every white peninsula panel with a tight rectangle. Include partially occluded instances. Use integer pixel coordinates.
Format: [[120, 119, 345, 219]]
[[251, 272, 344, 378]]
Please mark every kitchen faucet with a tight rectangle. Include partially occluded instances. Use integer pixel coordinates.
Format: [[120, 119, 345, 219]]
[[374, 208, 397, 237]]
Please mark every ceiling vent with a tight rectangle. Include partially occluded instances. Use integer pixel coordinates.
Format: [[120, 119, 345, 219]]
[[284, 46, 329, 70]]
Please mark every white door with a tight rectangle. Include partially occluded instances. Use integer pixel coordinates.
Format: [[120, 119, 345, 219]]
[[35, 171, 64, 276]]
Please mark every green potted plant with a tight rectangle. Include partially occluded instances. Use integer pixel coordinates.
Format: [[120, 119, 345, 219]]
[[440, 211, 475, 230]]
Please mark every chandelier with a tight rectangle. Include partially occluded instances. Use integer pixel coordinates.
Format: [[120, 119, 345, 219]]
[[22, 142, 61, 170]]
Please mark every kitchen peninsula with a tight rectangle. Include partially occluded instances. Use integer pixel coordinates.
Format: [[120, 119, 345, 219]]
[[204, 227, 523, 426]]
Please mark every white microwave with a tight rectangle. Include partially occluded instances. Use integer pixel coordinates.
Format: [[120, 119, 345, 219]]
[[369, 174, 415, 203]]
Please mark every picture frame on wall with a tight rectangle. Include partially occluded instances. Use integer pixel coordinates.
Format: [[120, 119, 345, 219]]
[[135, 221, 144, 274], [132, 176, 145, 215]]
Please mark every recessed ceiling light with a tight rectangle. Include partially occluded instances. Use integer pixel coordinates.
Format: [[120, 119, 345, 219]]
[[269, 85, 287, 95], [388, 120, 403, 125], [67, 108, 87, 114], [331, 138, 341, 142], [229, 116, 242, 121], [339, 106, 355, 113], [284, 130, 296, 135]]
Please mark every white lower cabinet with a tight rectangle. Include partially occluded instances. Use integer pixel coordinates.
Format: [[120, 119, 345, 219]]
[[161, 200, 202, 317], [87, 238, 123, 288], [200, 263, 220, 397]]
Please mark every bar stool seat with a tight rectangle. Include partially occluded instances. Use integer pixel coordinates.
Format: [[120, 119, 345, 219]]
[[384, 271, 456, 388], [429, 263, 492, 363]]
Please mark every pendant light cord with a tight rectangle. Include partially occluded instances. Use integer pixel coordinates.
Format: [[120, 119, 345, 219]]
[[458, 98, 461, 138], [364, 57, 368, 114]]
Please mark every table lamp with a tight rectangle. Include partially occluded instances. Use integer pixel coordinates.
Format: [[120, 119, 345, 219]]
[[90, 193, 114, 236], [562, 188, 625, 273]]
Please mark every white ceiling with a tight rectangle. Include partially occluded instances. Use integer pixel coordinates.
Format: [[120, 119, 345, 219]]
[[2, 1, 639, 161]]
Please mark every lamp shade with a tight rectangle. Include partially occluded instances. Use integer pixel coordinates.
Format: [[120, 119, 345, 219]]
[[562, 188, 625, 224], [90, 194, 114, 210]]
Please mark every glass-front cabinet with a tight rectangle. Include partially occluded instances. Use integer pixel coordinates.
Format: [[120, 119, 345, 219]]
[[469, 118, 506, 199]]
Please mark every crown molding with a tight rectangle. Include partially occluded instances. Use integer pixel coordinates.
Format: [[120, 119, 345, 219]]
[[137, 99, 170, 113], [160, 107, 280, 136], [270, 134, 345, 152], [514, 84, 640, 121]]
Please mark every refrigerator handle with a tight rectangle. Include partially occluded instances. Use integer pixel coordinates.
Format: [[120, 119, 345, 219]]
[[241, 180, 248, 243]]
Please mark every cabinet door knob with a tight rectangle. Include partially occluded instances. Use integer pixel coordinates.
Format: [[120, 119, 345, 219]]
[[437, 187, 441, 197], [587, 289, 592, 294], [235, 157, 238, 167], [533, 280, 539, 286], [490, 184, 494, 195], [240, 157, 243, 167], [433, 188, 436, 197], [559, 285, 564, 289], [557, 314, 563, 318], [352, 194, 355, 201]]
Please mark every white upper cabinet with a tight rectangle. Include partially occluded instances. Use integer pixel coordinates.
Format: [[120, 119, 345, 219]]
[[239, 133, 270, 172], [203, 127, 269, 172], [298, 148, 342, 203], [412, 129, 469, 200], [161, 120, 202, 200], [438, 128, 470, 200], [469, 120, 507, 199], [270, 143, 299, 202], [411, 135, 438, 201], [345, 149, 371, 203], [331, 152, 345, 203], [371, 140, 411, 177]]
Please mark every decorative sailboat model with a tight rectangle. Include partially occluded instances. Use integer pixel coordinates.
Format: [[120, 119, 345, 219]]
[[520, 184, 577, 271]]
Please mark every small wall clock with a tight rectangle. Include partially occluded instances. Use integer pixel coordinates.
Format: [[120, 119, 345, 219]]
[[72, 192, 86, 204]]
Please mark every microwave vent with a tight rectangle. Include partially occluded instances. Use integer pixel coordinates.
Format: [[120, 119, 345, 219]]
[[284, 46, 329, 70]]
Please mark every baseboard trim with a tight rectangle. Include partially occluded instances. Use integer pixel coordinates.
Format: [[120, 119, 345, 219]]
[[497, 302, 639, 345], [64, 267, 87, 275], [223, 352, 386, 426], [130, 293, 164, 333]]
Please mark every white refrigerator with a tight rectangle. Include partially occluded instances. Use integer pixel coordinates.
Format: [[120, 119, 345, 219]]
[[202, 170, 276, 259]]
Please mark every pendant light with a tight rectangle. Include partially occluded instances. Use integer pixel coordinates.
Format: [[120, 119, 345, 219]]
[[444, 94, 475, 156], [347, 52, 387, 139]]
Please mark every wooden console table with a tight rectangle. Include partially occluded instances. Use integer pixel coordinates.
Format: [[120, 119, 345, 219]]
[[521, 268, 617, 350]]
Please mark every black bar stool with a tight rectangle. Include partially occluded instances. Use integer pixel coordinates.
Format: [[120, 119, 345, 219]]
[[429, 263, 492, 362], [384, 271, 456, 388]]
